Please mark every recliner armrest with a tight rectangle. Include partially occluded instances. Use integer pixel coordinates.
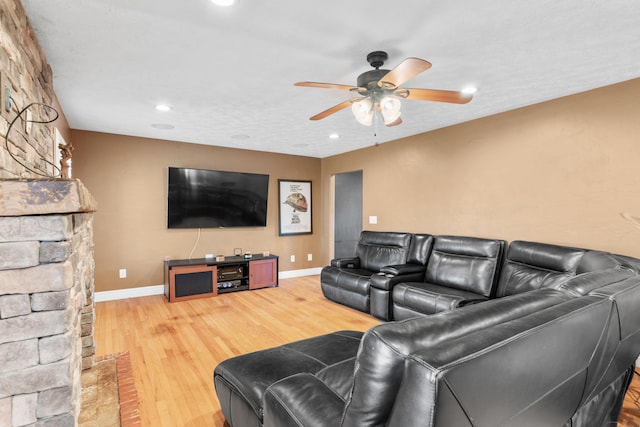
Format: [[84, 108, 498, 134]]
[[331, 257, 360, 269], [263, 373, 344, 427], [371, 265, 427, 292], [380, 263, 426, 276]]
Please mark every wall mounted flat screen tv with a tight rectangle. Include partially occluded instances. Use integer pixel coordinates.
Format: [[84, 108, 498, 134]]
[[168, 167, 269, 229]]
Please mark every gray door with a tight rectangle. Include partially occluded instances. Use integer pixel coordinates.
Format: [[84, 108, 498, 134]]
[[334, 170, 363, 258]]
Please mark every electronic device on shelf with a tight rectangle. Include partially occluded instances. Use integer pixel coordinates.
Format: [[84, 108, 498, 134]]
[[218, 280, 243, 289], [217, 265, 245, 281]]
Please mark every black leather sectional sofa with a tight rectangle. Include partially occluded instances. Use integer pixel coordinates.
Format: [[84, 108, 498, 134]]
[[321, 231, 640, 321], [213, 231, 640, 426]]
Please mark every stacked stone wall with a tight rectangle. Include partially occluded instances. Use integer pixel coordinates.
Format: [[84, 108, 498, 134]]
[[0, 0, 59, 179], [0, 211, 95, 427]]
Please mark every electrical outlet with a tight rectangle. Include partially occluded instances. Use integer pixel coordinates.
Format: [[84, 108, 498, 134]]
[[119, 268, 127, 279], [307, 253, 313, 261], [290, 255, 295, 262]]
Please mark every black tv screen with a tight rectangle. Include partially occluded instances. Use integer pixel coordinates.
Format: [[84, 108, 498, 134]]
[[167, 167, 269, 229]]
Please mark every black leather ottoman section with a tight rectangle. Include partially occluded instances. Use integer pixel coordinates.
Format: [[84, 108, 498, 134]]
[[213, 330, 364, 427], [393, 282, 489, 320]]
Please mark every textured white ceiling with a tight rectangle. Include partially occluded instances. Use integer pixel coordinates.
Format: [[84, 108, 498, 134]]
[[21, 0, 640, 158]]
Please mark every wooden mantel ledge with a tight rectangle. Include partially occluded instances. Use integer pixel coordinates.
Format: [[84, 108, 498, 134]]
[[0, 179, 97, 216]]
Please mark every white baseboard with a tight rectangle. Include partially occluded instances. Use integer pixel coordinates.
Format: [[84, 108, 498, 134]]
[[94, 268, 322, 302], [94, 285, 165, 302], [279, 267, 322, 279]]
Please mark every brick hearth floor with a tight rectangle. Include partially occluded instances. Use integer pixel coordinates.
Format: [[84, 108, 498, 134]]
[[79, 352, 140, 427]]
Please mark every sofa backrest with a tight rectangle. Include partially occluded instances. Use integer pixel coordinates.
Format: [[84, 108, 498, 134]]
[[576, 250, 626, 274], [553, 268, 635, 297], [495, 240, 586, 297], [340, 265, 640, 426], [611, 253, 640, 273], [384, 295, 613, 426], [423, 235, 505, 298], [341, 289, 573, 426], [406, 233, 434, 265], [579, 275, 640, 412], [355, 231, 412, 272]]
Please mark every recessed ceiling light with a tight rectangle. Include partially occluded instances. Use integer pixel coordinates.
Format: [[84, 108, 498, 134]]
[[329, 133, 340, 140], [151, 123, 175, 130], [210, 0, 235, 6], [461, 86, 478, 95], [155, 104, 172, 112]]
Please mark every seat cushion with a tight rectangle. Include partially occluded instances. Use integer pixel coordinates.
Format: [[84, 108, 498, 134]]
[[392, 281, 489, 319], [214, 330, 363, 426]]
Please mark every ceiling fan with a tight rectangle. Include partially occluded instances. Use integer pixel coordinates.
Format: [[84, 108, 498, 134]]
[[295, 51, 473, 127]]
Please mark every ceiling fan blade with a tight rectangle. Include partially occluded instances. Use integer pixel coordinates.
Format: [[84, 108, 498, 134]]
[[404, 88, 473, 104], [295, 81, 354, 91], [378, 58, 432, 88], [309, 99, 353, 120], [385, 117, 402, 127]]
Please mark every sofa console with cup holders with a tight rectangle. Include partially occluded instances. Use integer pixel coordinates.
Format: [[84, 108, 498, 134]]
[[213, 233, 640, 426]]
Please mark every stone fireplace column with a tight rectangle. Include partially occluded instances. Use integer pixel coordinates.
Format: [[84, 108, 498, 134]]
[[0, 180, 96, 427]]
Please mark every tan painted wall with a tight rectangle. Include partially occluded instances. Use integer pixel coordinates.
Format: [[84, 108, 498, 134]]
[[74, 78, 640, 292], [321, 78, 640, 262], [71, 131, 322, 292]]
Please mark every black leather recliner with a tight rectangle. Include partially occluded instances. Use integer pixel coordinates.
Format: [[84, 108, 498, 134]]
[[389, 235, 505, 320], [320, 231, 432, 313]]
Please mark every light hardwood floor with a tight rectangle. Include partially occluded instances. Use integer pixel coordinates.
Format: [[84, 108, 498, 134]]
[[95, 275, 640, 426], [94, 275, 379, 426]]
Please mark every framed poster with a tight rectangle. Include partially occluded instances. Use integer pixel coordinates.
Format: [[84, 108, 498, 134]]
[[278, 179, 312, 235]]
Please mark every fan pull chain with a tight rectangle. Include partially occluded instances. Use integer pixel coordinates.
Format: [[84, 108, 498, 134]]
[[372, 111, 380, 146]]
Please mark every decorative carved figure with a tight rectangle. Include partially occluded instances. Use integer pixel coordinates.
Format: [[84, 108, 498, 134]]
[[59, 142, 74, 179]]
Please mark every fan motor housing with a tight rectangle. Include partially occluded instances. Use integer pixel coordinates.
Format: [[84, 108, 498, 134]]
[[357, 69, 391, 89]]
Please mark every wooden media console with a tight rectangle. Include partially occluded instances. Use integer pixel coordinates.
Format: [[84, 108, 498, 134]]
[[164, 254, 279, 302]]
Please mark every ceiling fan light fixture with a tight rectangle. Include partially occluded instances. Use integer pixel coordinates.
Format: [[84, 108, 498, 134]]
[[352, 98, 374, 126], [379, 96, 402, 125], [296, 51, 472, 127]]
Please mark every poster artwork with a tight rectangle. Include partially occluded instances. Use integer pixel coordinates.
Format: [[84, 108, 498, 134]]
[[279, 180, 312, 235]]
